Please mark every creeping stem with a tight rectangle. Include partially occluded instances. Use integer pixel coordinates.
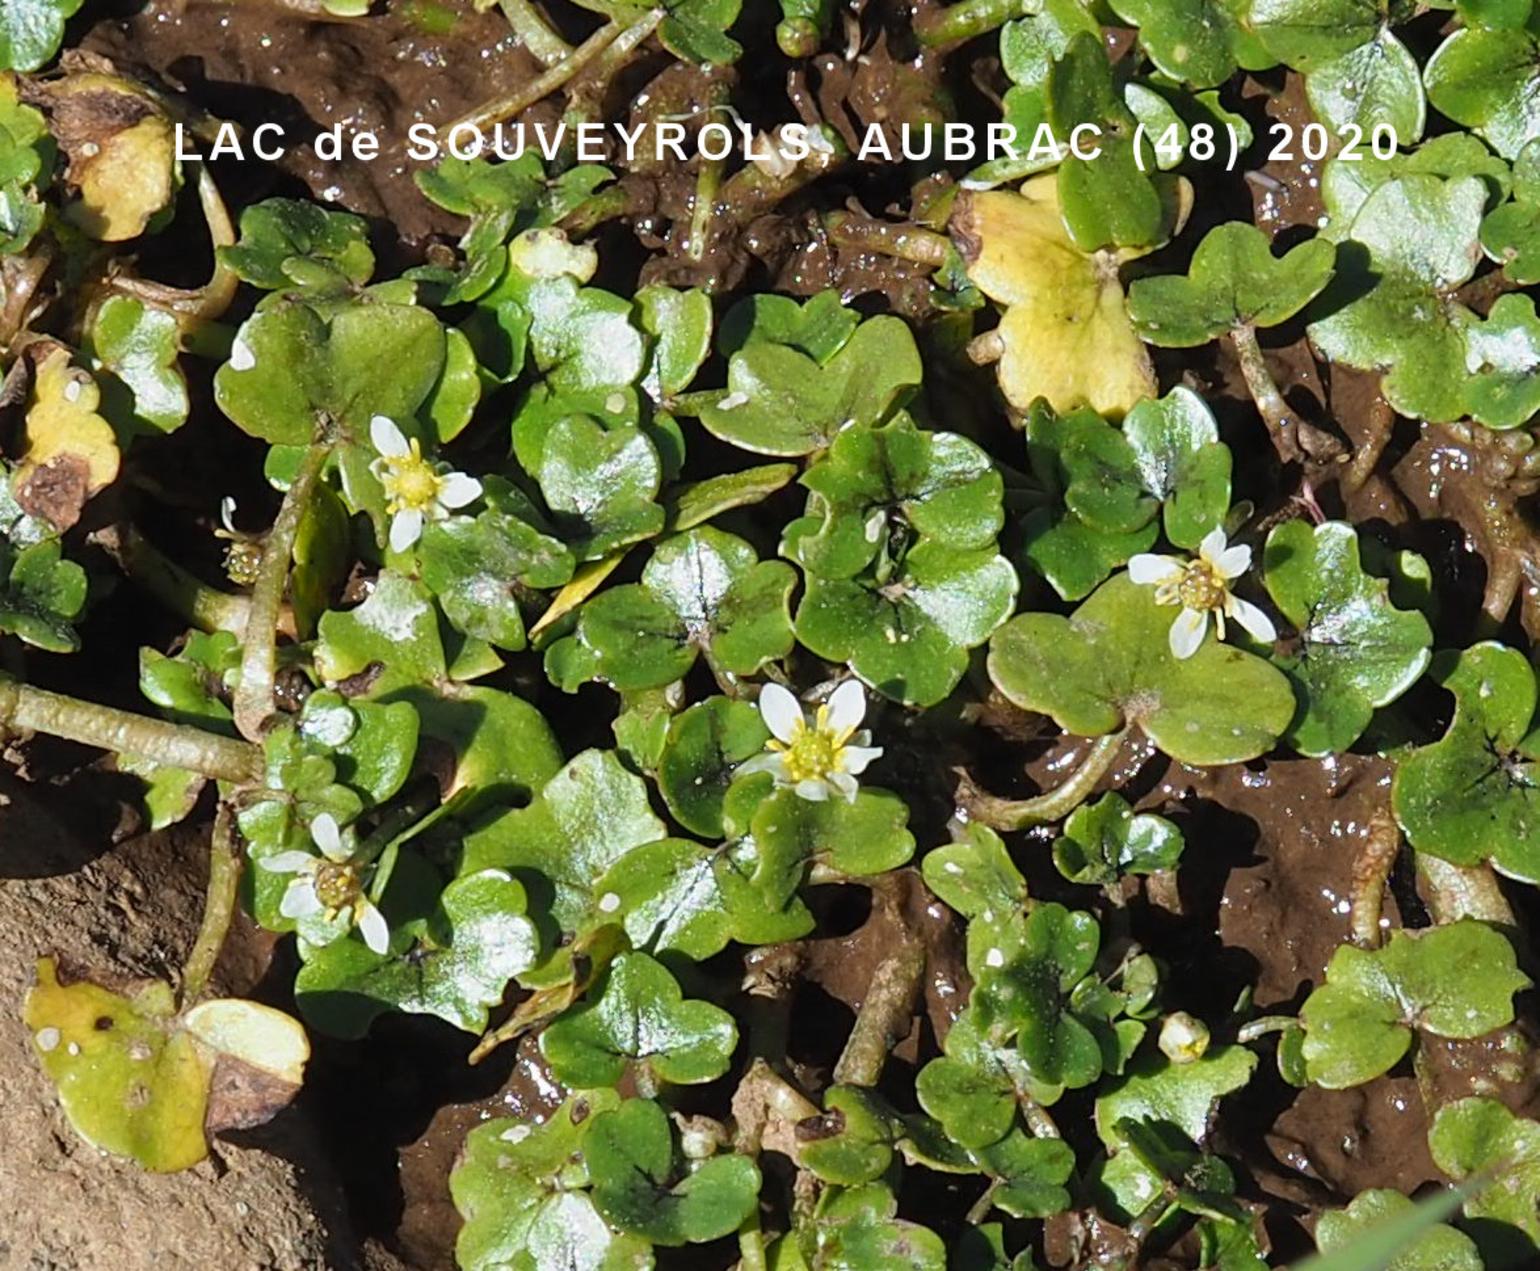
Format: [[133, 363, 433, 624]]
[[958, 729, 1128, 830], [444, 10, 662, 138], [914, 0, 1029, 47], [832, 942, 925, 1086], [233, 437, 332, 742], [497, 0, 572, 66], [180, 804, 242, 1004], [822, 212, 953, 267], [0, 680, 262, 782], [1349, 810, 1401, 948], [1230, 323, 1341, 465], [90, 522, 251, 635]]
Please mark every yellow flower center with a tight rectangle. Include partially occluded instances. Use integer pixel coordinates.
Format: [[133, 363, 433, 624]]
[[313, 861, 363, 914], [1177, 560, 1228, 613], [379, 440, 443, 514], [772, 705, 854, 783]]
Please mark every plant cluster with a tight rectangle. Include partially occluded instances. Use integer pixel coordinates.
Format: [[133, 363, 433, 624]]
[[5, 0, 1540, 1268]]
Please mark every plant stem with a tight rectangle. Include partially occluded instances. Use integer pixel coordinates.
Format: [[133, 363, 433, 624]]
[[737, 1210, 768, 1271], [965, 1180, 1001, 1225], [914, 0, 1028, 47], [497, 0, 572, 65], [832, 941, 925, 1086], [1416, 852, 1516, 926], [89, 522, 251, 635], [558, 182, 640, 238], [957, 729, 1128, 830], [232, 437, 331, 742], [180, 804, 241, 1004], [718, 125, 849, 226], [1349, 810, 1401, 948], [444, 14, 648, 137], [0, 680, 262, 782], [1237, 1014, 1299, 1044], [1230, 324, 1340, 465], [823, 212, 954, 267]]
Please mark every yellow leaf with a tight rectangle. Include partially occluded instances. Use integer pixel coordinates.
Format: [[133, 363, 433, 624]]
[[183, 999, 310, 1088], [529, 551, 628, 642], [15, 347, 121, 530], [952, 175, 1187, 419]]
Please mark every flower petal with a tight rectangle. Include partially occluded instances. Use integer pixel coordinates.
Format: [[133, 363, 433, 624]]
[[794, 777, 830, 802], [437, 472, 482, 511], [758, 683, 804, 745], [280, 879, 323, 919], [1168, 606, 1209, 660], [828, 771, 859, 802], [1197, 527, 1228, 563], [258, 850, 317, 875], [1228, 595, 1277, 645], [311, 812, 345, 860], [839, 744, 883, 776], [371, 415, 409, 457], [825, 680, 867, 735], [355, 899, 390, 956], [1212, 543, 1251, 580], [390, 507, 425, 553], [220, 497, 239, 533], [736, 752, 786, 780], [1128, 554, 1184, 587]]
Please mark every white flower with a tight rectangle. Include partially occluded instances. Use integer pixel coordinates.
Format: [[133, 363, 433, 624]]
[[369, 415, 482, 553], [738, 680, 883, 803], [1128, 527, 1276, 661], [257, 812, 390, 955]]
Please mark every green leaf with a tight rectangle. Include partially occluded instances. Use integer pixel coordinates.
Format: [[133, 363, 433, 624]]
[[1122, 388, 1233, 550], [1053, 792, 1184, 886], [796, 539, 1018, 708], [1320, 133, 1512, 241], [1249, 0, 1389, 67], [525, 275, 647, 391], [90, 296, 190, 439], [1047, 34, 1166, 252], [584, 1099, 760, 1245], [1314, 1190, 1483, 1271], [0, 537, 86, 653], [1306, 26, 1425, 142], [219, 197, 375, 291], [419, 509, 574, 651], [782, 1183, 947, 1271], [1462, 292, 1540, 427], [294, 869, 540, 1038], [541, 952, 737, 1088], [451, 1090, 652, 1271], [669, 462, 798, 531], [656, 696, 769, 837], [750, 783, 915, 878], [462, 749, 666, 933], [1127, 222, 1337, 347], [1262, 519, 1432, 756], [594, 832, 812, 960], [787, 413, 1005, 579], [1481, 141, 1540, 283], [1392, 643, 1540, 881], [0, 0, 84, 71], [215, 300, 447, 445], [1425, 27, 1540, 160], [535, 414, 666, 561], [718, 289, 861, 363], [798, 1086, 901, 1186], [696, 315, 922, 456], [921, 823, 1028, 921], [973, 1129, 1076, 1218], [1299, 920, 1529, 1088], [571, 527, 796, 691], [987, 573, 1296, 765], [637, 285, 713, 400], [1109, 0, 1251, 87], [1310, 174, 1486, 424], [1428, 1097, 1540, 1244]]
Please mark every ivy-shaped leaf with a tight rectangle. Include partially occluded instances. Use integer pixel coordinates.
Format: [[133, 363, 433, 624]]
[[1110, 0, 1260, 88], [1298, 919, 1529, 1088], [1122, 388, 1233, 551], [776, 1182, 947, 1271], [1262, 519, 1432, 756], [1392, 643, 1540, 882], [796, 539, 1018, 708], [1307, 174, 1487, 423], [531, 412, 666, 561], [1428, 1097, 1540, 1244], [540, 952, 737, 1088], [1425, 25, 1540, 160], [451, 1090, 652, 1271], [749, 782, 916, 878], [1053, 792, 1184, 886], [656, 696, 769, 837], [786, 413, 1004, 579], [1462, 292, 1540, 428], [988, 573, 1296, 765], [695, 315, 921, 458], [462, 748, 666, 933], [566, 527, 796, 691], [294, 869, 541, 1038], [0, 0, 84, 71], [89, 295, 190, 439], [218, 197, 375, 292], [1481, 139, 1540, 283], [1315, 1189, 1483, 1271], [921, 824, 1029, 923], [0, 537, 85, 653]]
